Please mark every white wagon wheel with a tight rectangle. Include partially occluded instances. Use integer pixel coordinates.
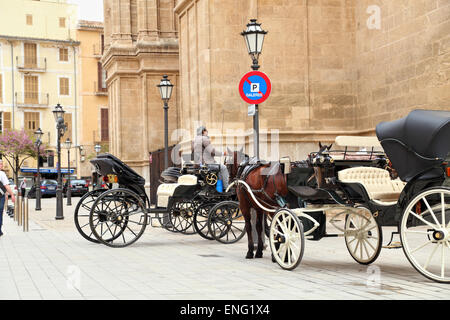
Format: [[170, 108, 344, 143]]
[[269, 208, 305, 270], [400, 187, 450, 283], [344, 206, 382, 265]]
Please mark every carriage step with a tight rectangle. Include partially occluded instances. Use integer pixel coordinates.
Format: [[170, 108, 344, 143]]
[[383, 231, 402, 249], [383, 242, 402, 249]]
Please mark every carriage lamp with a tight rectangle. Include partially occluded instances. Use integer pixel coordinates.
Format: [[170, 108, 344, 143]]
[[53, 103, 67, 220], [34, 128, 43, 211], [157, 75, 174, 169], [241, 19, 267, 71], [64, 138, 72, 206]]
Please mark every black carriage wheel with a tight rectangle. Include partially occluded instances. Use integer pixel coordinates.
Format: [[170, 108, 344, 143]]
[[73, 188, 108, 243], [168, 200, 196, 233], [157, 212, 177, 233], [207, 201, 246, 244], [193, 202, 215, 240], [89, 188, 148, 248]]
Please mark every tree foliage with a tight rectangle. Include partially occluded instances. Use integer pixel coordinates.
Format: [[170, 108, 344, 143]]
[[0, 129, 45, 184]]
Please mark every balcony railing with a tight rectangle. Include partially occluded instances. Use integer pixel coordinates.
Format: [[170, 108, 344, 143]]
[[15, 92, 49, 107], [94, 81, 107, 95], [16, 56, 47, 72]]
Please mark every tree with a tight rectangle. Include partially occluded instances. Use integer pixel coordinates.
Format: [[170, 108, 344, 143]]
[[0, 129, 44, 185]]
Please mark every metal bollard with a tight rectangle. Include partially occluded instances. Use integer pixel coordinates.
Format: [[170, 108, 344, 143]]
[[23, 196, 29, 232], [17, 194, 22, 226]]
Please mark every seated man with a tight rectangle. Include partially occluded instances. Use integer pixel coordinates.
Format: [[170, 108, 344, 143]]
[[192, 126, 229, 189]]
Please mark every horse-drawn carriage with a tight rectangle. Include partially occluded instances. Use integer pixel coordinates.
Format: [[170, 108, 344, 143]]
[[233, 109, 450, 283], [74, 151, 247, 247]]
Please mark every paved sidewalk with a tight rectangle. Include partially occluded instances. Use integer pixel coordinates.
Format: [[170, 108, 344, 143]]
[[0, 197, 449, 300]]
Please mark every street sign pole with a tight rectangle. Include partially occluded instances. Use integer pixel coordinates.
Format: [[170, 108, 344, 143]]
[[253, 104, 259, 159], [239, 71, 271, 161]]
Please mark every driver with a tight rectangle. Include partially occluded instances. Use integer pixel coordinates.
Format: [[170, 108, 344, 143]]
[[192, 126, 229, 190]]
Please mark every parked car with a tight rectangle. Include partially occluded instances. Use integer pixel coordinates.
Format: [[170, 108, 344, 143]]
[[7, 178, 15, 198], [27, 179, 58, 198], [63, 179, 89, 197]]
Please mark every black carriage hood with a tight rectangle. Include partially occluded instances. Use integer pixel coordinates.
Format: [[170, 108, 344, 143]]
[[90, 153, 146, 186], [376, 109, 450, 182]]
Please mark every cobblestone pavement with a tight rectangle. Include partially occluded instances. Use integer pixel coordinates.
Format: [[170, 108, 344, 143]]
[[0, 197, 449, 300]]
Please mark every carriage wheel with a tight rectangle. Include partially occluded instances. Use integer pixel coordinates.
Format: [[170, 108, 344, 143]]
[[157, 212, 177, 232], [269, 208, 305, 270], [193, 203, 215, 240], [207, 201, 246, 244], [168, 200, 196, 233], [344, 206, 382, 265], [89, 188, 148, 248], [400, 187, 450, 283], [74, 188, 108, 243]]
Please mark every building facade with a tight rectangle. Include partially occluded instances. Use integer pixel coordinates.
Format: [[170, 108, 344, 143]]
[[76, 20, 109, 179], [0, 0, 79, 179], [103, 0, 450, 189]]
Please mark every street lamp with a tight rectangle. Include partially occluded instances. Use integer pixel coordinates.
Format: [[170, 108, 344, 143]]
[[157, 75, 174, 169], [241, 19, 267, 159], [53, 103, 67, 220], [94, 144, 101, 189], [64, 137, 72, 206], [34, 128, 43, 211]]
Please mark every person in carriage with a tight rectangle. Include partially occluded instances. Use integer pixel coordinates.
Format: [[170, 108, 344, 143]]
[[192, 126, 229, 190]]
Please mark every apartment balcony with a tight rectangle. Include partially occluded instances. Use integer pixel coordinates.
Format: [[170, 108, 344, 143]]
[[94, 81, 107, 96], [15, 92, 49, 107], [16, 56, 47, 72]]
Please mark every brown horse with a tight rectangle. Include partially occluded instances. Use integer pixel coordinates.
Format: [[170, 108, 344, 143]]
[[235, 143, 333, 260], [235, 161, 288, 259]]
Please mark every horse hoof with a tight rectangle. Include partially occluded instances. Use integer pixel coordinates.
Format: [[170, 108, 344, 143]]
[[271, 254, 276, 263], [255, 252, 263, 258], [246, 252, 254, 259]]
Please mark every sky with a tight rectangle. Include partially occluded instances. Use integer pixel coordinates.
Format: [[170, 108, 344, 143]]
[[67, 0, 104, 22]]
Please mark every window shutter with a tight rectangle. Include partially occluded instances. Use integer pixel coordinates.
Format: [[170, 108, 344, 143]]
[[101, 108, 108, 141], [3, 112, 10, 130]]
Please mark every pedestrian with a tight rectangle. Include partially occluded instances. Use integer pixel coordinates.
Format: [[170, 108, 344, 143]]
[[20, 178, 26, 197], [0, 160, 16, 237], [192, 126, 229, 189]]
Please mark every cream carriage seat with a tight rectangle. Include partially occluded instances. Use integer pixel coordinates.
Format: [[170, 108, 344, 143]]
[[156, 174, 198, 207], [338, 167, 406, 205]]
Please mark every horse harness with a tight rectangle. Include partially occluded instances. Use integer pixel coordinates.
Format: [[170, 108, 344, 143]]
[[237, 161, 287, 210]]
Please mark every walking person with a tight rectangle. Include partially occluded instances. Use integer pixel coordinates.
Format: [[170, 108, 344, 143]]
[[0, 160, 16, 237], [20, 178, 27, 197], [192, 126, 229, 189]]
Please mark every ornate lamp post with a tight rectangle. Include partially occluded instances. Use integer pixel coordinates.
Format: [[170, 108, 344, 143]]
[[34, 128, 43, 211], [157, 75, 174, 169], [94, 144, 101, 189], [64, 138, 72, 206], [241, 19, 267, 159], [52, 103, 67, 220]]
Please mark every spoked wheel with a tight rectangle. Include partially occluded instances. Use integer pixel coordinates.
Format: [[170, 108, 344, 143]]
[[74, 188, 108, 243], [89, 188, 148, 248], [157, 212, 177, 232], [269, 208, 305, 270], [193, 202, 215, 240], [207, 201, 246, 244], [168, 200, 196, 233], [400, 187, 450, 283], [344, 206, 382, 265]]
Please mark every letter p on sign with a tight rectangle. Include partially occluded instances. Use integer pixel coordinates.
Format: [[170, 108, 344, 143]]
[[251, 83, 260, 93]]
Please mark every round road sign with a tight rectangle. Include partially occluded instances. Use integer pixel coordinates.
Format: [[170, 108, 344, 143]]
[[239, 71, 271, 104]]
